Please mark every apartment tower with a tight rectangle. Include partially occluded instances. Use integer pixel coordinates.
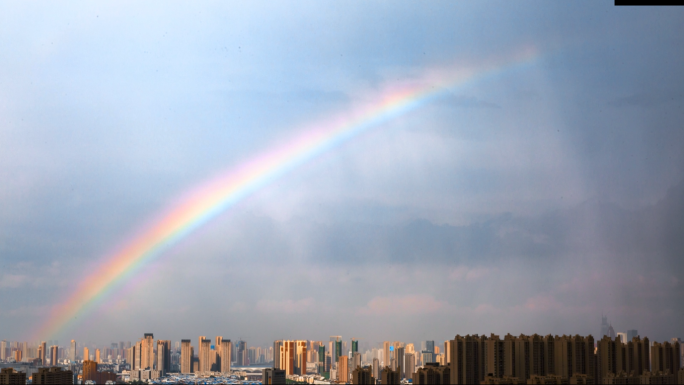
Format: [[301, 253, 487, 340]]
[[181, 340, 193, 374]]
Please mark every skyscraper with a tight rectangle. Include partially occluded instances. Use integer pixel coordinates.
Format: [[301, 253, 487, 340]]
[[235, 341, 248, 366], [50, 346, 58, 365], [318, 345, 325, 369], [220, 339, 232, 374], [383, 342, 390, 367], [280, 340, 295, 375], [627, 330, 638, 341], [141, 333, 154, 370], [95, 349, 100, 363], [157, 340, 171, 375], [69, 340, 77, 362], [39, 341, 46, 366], [450, 335, 482, 385], [181, 340, 192, 374], [351, 339, 358, 355], [651, 341, 680, 375], [83, 347, 89, 362], [405, 353, 416, 380], [338, 355, 349, 382], [372, 358, 379, 380], [336, 340, 342, 363], [396, 347, 405, 379], [381, 366, 400, 384], [601, 316, 610, 338], [0, 340, 6, 361], [83, 360, 98, 382], [133, 340, 142, 369], [330, 336, 342, 363], [295, 340, 307, 375], [273, 340, 283, 369], [199, 337, 211, 372], [352, 352, 362, 372], [352, 365, 373, 385]]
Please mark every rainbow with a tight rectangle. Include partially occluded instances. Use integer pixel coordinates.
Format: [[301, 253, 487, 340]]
[[34, 47, 541, 340]]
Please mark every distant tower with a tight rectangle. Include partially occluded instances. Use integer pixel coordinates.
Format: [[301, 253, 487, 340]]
[[627, 329, 639, 341], [601, 315, 610, 338], [607, 324, 616, 339], [70, 340, 76, 362]]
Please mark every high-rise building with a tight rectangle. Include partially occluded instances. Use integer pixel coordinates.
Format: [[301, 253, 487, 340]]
[[133, 340, 142, 369], [352, 366, 373, 384], [672, 338, 684, 367], [338, 355, 349, 382], [450, 334, 483, 384], [381, 366, 400, 384], [601, 316, 610, 338], [553, 334, 595, 380], [627, 330, 638, 341], [83, 360, 98, 382], [318, 345, 325, 367], [157, 340, 171, 375], [280, 341, 295, 375], [273, 341, 283, 369], [634, 335, 650, 375], [616, 332, 627, 344], [0, 340, 6, 361], [95, 349, 100, 364], [141, 333, 154, 370], [181, 340, 193, 374], [396, 347, 405, 378], [335, 340, 342, 363], [39, 341, 46, 366], [199, 337, 211, 373], [405, 353, 416, 380], [484, 334, 504, 378], [83, 347, 89, 362], [50, 346, 58, 365], [353, 352, 362, 372], [597, 336, 617, 382], [383, 342, 390, 367], [444, 340, 452, 365], [351, 339, 358, 355], [295, 340, 307, 375], [652, 341, 681, 375], [330, 336, 342, 363], [372, 358, 380, 380], [220, 340, 232, 374], [237, 340, 247, 366]]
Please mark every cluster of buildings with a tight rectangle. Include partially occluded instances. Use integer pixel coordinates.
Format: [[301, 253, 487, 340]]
[[266, 334, 683, 384], [2, 324, 684, 384]]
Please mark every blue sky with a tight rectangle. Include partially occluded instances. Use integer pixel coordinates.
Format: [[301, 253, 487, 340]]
[[1, 1, 684, 347]]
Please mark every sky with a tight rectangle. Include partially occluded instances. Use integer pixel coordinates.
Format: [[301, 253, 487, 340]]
[[1, 1, 684, 348]]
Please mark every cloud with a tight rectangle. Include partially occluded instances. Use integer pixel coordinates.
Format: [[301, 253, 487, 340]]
[[449, 266, 491, 281], [358, 295, 446, 315], [0, 274, 29, 288], [256, 298, 315, 314]]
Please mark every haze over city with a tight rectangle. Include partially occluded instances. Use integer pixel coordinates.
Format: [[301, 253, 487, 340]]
[[1, 0, 684, 355]]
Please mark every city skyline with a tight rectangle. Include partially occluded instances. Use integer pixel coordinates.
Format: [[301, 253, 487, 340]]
[[1, 1, 684, 349], [1, 331, 682, 384]]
